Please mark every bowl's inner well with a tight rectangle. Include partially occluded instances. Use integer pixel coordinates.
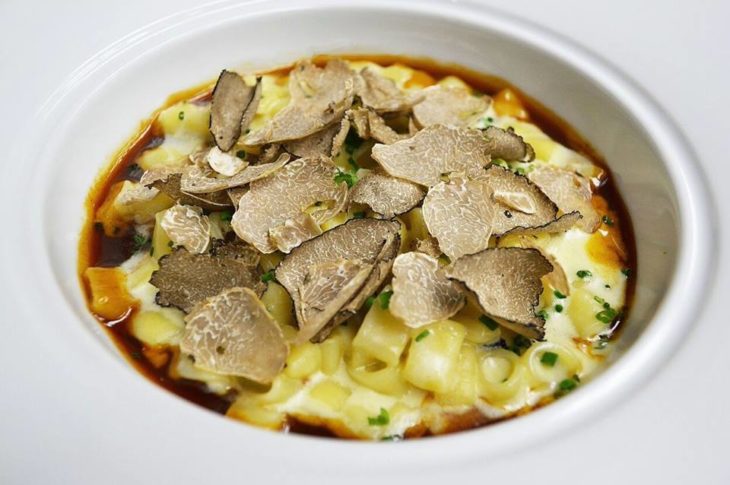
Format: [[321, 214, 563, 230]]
[[41, 3, 677, 440]]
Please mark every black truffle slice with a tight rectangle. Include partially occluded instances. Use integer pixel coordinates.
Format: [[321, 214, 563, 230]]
[[180, 287, 288, 384], [150, 247, 264, 313], [275, 218, 401, 342], [446, 247, 553, 339], [210, 70, 259, 152]]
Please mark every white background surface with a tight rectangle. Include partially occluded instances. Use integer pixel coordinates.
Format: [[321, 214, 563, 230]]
[[0, 0, 727, 483]]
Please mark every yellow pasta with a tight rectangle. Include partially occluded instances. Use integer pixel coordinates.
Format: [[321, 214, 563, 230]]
[[522, 341, 583, 388], [320, 326, 353, 375], [309, 380, 352, 411], [352, 304, 410, 366], [568, 287, 607, 338], [435, 343, 480, 406], [403, 320, 466, 393], [478, 348, 527, 404], [261, 282, 295, 329], [285, 342, 322, 379], [151, 210, 173, 259], [130, 309, 185, 347], [157, 102, 211, 139], [346, 348, 411, 396]]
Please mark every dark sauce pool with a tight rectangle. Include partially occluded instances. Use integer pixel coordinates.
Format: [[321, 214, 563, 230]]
[[78, 55, 637, 439]]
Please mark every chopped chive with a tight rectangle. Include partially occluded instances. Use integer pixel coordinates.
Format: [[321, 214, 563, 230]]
[[554, 304, 564, 313], [415, 330, 431, 342], [596, 308, 618, 324], [536, 309, 549, 320], [553, 290, 567, 299], [261, 270, 275, 283], [378, 290, 393, 310], [558, 378, 577, 392], [219, 210, 233, 222], [167, 240, 174, 248], [479, 315, 499, 331], [334, 170, 357, 188], [367, 407, 390, 426], [540, 351, 559, 367], [381, 435, 402, 441], [178, 111, 185, 120], [576, 270, 592, 279], [602, 215, 614, 226], [235, 150, 247, 160], [364, 296, 376, 310], [132, 233, 149, 251], [347, 156, 359, 171], [621, 268, 632, 277], [593, 296, 606, 305], [352, 211, 366, 219]]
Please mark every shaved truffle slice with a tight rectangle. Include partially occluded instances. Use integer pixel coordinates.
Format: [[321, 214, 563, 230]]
[[275, 219, 401, 341], [151, 248, 264, 312], [414, 237, 442, 258], [210, 71, 258, 151], [390, 252, 464, 328], [350, 172, 425, 218], [244, 60, 355, 145], [514, 237, 570, 296], [181, 152, 290, 194], [206, 146, 248, 177], [481, 165, 558, 236], [140, 168, 232, 210], [269, 212, 323, 253], [181, 287, 287, 384], [348, 107, 405, 145], [446, 248, 553, 339], [371, 125, 492, 187], [483, 126, 535, 162], [412, 85, 489, 128], [528, 166, 600, 232], [232, 156, 347, 253], [283, 117, 349, 158], [355, 67, 422, 113], [208, 239, 261, 266], [296, 259, 373, 342], [422, 177, 495, 260], [503, 211, 583, 236], [160, 204, 211, 254]]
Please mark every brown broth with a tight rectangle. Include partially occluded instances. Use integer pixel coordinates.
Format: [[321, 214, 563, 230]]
[[77, 54, 637, 438]]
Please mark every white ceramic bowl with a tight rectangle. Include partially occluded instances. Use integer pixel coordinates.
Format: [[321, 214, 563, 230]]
[[3, 0, 714, 475]]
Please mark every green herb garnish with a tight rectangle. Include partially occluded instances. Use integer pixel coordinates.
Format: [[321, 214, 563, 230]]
[[378, 290, 393, 310], [596, 308, 618, 324], [536, 309, 549, 320], [554, 304, 564, 313], [553, 290, 566, 299], [602, 215, 614, 226], [576, 270, 592, 279], [219, 210, 233, 222], [415, 330, 431, 342], [334, 169, 357, 188], [364, 296, 376, 310], [178, 111, 185, 120], [540, 351, 559, 367], [352, 211, 366, 219], [367, 407, 390, 426], [479, 315, 499, 331], [132, 233, 149, 251], [347, 156, 360, 171], [621, 268, 632, 277], [261, 270, 276, 283]]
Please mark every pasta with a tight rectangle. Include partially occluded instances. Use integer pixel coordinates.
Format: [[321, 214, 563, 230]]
[[79, 55, 634, 440]]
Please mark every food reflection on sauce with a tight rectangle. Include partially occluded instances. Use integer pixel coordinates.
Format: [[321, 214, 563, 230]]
[[78, 55, 635, 440]]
